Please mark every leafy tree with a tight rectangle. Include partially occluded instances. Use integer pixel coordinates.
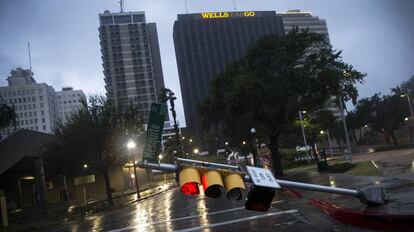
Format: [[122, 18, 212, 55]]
[[0, 98, 16, 133], [44, 96, 143, 205], [301, 109, 337, 158], [199, 28, 364, 177], [368, 93, 408, 145]]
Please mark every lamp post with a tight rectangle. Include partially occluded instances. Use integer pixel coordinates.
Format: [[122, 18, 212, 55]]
[[127, 140, 140, 198], [298, 111, 310, 161], [401, 94, 414, 142], [338, 96, 352, 162], [250, 128, 260, 167]]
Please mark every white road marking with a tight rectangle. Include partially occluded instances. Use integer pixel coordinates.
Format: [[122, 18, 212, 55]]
[[175, 209, 299, 232], [107, 200, 285, 232]]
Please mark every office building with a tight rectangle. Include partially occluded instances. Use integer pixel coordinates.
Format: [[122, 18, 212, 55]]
[[0, 68, 59, 138], [173, 11, 285, 144], [98, 10, 166, 121], [56, 87, 86, 124], [277, 10, 330, 43]]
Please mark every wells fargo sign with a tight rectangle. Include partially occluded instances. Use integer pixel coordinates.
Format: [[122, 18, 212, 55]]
[[200, 11, 256, 19]]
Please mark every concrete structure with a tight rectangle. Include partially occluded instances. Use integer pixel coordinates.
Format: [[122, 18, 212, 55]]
[[98, 10, 166, 121], [173, 11, 285, 145], [56, 87, 86, 125], [0, 68, 59, 138]]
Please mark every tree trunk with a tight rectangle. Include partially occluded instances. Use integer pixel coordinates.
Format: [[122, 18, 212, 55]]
[[102, 166, 113, 205], [351, 129, 358, 145], [389, 130, 399, 146], [268, 135, 284, 177]]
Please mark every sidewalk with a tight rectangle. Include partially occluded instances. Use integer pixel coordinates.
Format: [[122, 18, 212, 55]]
[[281, 153, 414, 230], [1, 180, 178, 231]]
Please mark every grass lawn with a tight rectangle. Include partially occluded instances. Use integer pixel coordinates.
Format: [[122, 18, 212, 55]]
[[329, 161, 382, 176]]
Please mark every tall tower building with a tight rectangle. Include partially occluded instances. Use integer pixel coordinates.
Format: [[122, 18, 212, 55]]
[[173, 11, 285, 144], [98, 10, 166, 120], [277, 10, 330, 43]]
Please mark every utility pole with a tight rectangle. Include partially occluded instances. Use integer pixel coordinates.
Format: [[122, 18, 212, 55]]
[[298, 111, 310, 161], [339, 96, 352, 162]]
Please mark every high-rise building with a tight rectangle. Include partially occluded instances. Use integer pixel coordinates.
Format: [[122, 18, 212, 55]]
[[277, 10, 330, 43], [173, 11, 285, 144], [98, 10, 166, 121], [0, 68, 59, 138], [56, 87, 86, 124]]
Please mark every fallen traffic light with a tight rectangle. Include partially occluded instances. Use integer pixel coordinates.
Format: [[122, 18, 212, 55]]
[[201, 170, 224, 198], [245, 185, 275, 212], [178, 165, 246, 200], [223, 173, 246, 201], [179, 167, 201, 195]]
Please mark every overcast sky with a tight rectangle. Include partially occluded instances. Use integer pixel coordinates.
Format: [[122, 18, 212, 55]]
[[1, 0, 413, 125]]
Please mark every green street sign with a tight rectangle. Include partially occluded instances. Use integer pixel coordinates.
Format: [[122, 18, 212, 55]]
[[142, 103, 168, 162]]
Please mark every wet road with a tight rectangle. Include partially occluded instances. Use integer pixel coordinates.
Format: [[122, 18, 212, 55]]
[[56, 185, 339, 232]]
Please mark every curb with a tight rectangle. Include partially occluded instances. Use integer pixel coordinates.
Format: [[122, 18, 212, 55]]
[[284, 187, 414, 230], [309, 198, 414, 231], [122, 184, 178, 206]]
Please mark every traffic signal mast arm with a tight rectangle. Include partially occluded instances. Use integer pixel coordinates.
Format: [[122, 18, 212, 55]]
[[137, 159, 388, 206]]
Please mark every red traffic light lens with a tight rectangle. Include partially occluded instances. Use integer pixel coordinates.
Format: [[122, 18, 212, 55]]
[[181, 182, 200, 195]]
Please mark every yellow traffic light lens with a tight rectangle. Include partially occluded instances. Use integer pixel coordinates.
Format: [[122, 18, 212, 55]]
[[201, 170, 224, 198], [179, 167, 201, 195], [223, 173, 246, 201]]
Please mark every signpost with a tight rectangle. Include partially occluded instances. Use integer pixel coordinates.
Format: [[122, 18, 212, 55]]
[[246, 166, 281, 189], [142, 103, 168, 162]]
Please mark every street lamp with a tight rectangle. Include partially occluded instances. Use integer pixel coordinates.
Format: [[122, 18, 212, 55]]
[[298, 110, 310, 161], [225, 142, 229, 146], [250, 128, 260, 167], [189, 139, 193, 143], [242, 141, 246, 145], [405, 117, 409, 121], [193, 148, 199, 155], [401, 94, 414, 119], [126, 140, 140, 198], [83, 164, 88, 169], [320, 130, 325, 134]]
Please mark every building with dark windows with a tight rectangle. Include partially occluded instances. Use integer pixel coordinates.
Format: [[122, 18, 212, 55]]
[[173, 11, 285, 146], [277, 10, 330, 44], [98, 10, 165, 121]]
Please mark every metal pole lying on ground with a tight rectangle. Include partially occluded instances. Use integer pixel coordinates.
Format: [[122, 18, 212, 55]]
[[137, 159, 388, 206]]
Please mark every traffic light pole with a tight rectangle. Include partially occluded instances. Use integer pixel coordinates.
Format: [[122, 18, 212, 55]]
[[137, 159, 388, 206]]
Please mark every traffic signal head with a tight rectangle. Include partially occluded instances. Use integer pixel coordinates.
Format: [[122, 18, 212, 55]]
[[201, 170, 224, 198], [245, 185, 275, 212], [223, 173, 246, 201], [179, 167, 201, 195]]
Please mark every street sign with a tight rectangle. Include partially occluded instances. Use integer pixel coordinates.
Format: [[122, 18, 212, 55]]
[[246, 166, 281, 189], [142, 103, 168, 162], [74, 175, 95, 186]]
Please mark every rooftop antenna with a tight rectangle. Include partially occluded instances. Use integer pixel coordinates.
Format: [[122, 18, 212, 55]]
[[119, 0, 124, 12], [27, 42, 32, 71], [233, 0, 237, 11], [184, 0, 188, 14]]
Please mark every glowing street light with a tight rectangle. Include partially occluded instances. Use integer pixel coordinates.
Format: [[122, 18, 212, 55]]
[[83, 164, 88, 169], [225, 142, 229, 146], [242, 141, 246, 145], [189, 139, 193, 143], [126, 140, 140, 198], [158, 154, 163, 160], [193, 148, 199, 154], [320, 130, 325, 134], [405, 117, 409, 121], [127, 140, 136, 149]]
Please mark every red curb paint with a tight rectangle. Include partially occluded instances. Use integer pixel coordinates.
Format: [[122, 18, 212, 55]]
[[285, 188, 303, 199], [309, 198, 414, 231]]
